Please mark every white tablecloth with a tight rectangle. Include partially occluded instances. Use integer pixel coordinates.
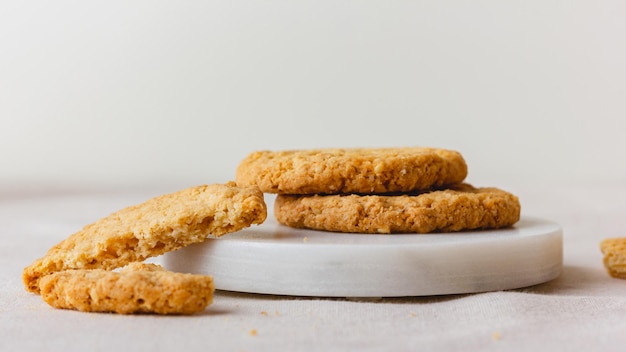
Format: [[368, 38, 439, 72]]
[[2, 181, 625, 351]]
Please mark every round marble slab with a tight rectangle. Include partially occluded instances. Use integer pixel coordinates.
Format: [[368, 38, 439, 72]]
[[162, 216, 562, 297]]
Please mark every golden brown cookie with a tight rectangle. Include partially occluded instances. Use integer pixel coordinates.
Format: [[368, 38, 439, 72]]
[[274, 184, 520, 234], [39, 263, 214, 314], [236, 147, 467, 195], [24, 182, 266, 294], [600, 238, 626, 279]]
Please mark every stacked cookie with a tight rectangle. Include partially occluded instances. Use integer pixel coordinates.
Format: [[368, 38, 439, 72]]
[[236, 147, 521, 234]]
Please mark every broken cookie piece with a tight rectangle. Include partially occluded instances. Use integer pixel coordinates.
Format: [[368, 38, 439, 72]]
[[24, 182, 267, 294], [39, 263, 214, 314]]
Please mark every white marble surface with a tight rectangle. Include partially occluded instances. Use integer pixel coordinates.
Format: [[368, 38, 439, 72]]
[[164, 215, 562, 297], [2, 181, 626, 351]]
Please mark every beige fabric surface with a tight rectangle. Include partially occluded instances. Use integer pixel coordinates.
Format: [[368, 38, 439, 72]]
[[2, 181, 625, 351]]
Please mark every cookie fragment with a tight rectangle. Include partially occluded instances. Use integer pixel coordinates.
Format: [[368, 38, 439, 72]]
[[600, 238, 626, 279], [274, 183, 521, 234], [24, 182, 266, 294], [236, 147, 468, 195], [39, 263, 214, 314]]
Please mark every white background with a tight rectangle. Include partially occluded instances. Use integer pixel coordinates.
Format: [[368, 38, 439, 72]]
[[1, 1, 625, 189]]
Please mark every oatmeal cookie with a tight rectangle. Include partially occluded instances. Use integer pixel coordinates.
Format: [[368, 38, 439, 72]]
[[236, 147, 467, 194], [39, 263, 214, 314], [24, 182, 266, 294], [600, 238, 626, 279], [274, 183, 520, 233]]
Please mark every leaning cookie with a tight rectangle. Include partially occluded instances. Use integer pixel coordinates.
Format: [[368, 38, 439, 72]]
[[600, 238, 626, 279], [39, 263, 214, 314], [236, 147, 467, 195], [24, 182, 266, 294], [274, 184, 520, 234]]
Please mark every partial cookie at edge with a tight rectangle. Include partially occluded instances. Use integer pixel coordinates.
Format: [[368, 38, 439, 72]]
[[236, 147, 468, 195], [274, 183, 521, 234], [600, 238, 626, 279]]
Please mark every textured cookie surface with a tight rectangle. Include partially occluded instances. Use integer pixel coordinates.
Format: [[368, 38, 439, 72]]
[[600, 238, 626, 279], [39, 263, 214, 314], [24, 182, 266, 294], [236, 147, 467, 194], [274, 184, 520, 234]]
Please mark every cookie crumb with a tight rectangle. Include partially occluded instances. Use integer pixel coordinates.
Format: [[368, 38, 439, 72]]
[[260, 311, 268, 316], [492, 332, 501, 341], [249, 329, 258, 336]]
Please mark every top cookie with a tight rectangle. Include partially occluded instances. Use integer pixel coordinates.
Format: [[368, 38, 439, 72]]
[[236, 147, 467, 195], [23, 182, 267, 294]]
